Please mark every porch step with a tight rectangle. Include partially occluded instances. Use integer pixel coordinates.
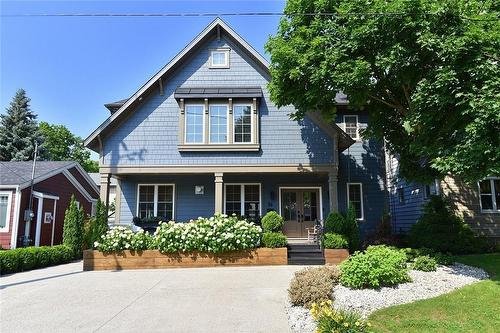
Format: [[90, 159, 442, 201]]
[[287, 244, 325, 265]]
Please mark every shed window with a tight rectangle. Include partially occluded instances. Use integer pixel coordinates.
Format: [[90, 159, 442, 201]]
[[344, 115, 359, 139], [347, 183, 364, 220], [138, 184, 175, 220], [0, 194, 9, 229], [185, 105, 204, 143], [234, 105, 252, 143], [479, 179, 500, 212]]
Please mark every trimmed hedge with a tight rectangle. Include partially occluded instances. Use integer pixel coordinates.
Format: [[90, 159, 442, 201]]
[[0, 245, 74, 275], [322, 233, 349, 249], [261, 232, 288, 248]]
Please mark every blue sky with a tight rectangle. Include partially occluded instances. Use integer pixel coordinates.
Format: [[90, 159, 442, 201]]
[[1, 0, 284, 143]]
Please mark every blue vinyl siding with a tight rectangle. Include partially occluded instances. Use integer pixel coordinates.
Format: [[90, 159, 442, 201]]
[[335, 111, 387, 236], [102, 36, 334, 166]]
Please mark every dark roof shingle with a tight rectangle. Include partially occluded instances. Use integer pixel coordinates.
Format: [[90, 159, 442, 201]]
[[0, 161, 76, 186]]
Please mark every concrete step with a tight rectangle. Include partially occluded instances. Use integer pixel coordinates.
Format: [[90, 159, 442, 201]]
[[288, 248, 322, 254], [288, 257, 325, 265]]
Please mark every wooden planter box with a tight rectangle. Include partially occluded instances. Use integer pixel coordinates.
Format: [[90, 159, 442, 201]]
[[324, 249, 349, 265], [83, 248, 287, 271]]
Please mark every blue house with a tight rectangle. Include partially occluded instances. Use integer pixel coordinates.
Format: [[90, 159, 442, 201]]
[[85, 18, 387, 239]]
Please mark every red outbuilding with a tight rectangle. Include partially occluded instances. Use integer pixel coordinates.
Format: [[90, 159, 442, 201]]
[[0, 161, 99, 249]]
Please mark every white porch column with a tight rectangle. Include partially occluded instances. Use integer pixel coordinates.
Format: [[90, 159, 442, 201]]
[[328, 169, 339, 212], [214, 172, 224, 214]]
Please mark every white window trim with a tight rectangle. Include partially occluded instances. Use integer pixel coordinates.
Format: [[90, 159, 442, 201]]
[[223, 183, 262, 217], [347, 183, 364, 221], [0, 191, 13, 233], [136, 184, 176, 220], [343, 114, 359, 140], [184, 104, 205, 144], [233, 103, 254, 144], [208, 104, 229, 144], [278, 186, 324, 222], [209, 48, 230, 68], [478, 178, 500, 213]]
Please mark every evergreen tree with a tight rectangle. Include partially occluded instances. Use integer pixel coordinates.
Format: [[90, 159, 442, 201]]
[[63, 196, 84, 258], [0, 89, 41, 161]]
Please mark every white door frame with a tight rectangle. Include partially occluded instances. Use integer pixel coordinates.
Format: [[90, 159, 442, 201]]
[[278, 186, 324, 222]]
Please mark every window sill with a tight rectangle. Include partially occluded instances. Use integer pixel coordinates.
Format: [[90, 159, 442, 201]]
[[178, 144, 260, 152]]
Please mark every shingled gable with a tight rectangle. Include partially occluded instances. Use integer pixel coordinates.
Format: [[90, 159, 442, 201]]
[[84, 17, 353, 153]]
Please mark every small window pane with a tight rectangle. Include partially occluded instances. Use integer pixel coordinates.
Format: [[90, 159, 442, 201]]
[[209, 105, 228, 143], [244, 185, 260, 220], [344, 116, 358, 139], [0, 195, 8, 228], [479, 180, 494, 210], [185, 105, 204, 143], [234, 105, 252, 143], [212, 51, 227, 66], [348, 184, 363, 219], [139, 186, 155, 219], [480, 195, 493, 210], [225, 185, 241, 216], [479, 180, 491, 194]]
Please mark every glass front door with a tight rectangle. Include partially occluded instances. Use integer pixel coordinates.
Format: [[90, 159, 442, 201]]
[[281, 189, 320, 238]]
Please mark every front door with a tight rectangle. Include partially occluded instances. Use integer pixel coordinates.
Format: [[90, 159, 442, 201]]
[[281, 189, 320, 238]]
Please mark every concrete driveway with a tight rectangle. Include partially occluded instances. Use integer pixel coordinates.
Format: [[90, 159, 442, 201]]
[[0, 262, 303, 333]]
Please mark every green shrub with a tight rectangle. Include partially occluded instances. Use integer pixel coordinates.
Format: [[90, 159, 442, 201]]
[[409, 196, 488, 254], [412, 255, 437, 272], [402, 247, 455, 266], [261, 211, 284, 232], [311, 301, 372, 333], [262, 232, 288, 248], [322, 233, 348, 249], [345, 204, 361, 252], [84, 200, 109, 250], [340, 245, 411, 289], [63, 196, 85, 258], [324, 212, 347, 235], [0, 250, 20, 274], [0, 245, 74, 275], [288, 266, 340, 308]]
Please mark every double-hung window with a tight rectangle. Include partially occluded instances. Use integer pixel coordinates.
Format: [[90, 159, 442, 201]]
[[209, 105, 228, 143], [0, 192, 11, 232], [224, 184, 261, 220], [185, 105, 204, 143], [479, 178, 500, 212], [137, 184, 175, 220], [233, 104, 252, 143], [347, 183, 364, 220], [343, 115, 359, 140]]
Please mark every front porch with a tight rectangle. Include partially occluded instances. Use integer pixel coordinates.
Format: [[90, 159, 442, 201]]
[[99, 168, 340, 238]]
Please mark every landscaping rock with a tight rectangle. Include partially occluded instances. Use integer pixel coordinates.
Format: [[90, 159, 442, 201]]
[[333, 263, 489, 317], [285, 301, 316, 333]]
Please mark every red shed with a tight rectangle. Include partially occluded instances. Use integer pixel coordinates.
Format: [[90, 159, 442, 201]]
[[0, 161, 99, 249]]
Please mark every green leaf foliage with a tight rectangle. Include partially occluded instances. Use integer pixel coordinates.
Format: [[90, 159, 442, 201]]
[[0, 89, 42, 161], [408, 195, 490, 254], [261, 210, 284, 232], [0, 245, 74, 275], [324, 212, 347, 234], [39, 121, 98, 172], [261, 231, 288, 248], [340, 245, 411, 289], [322, 232, 349, 249], [266, 0, 500, 182], [84, 200, 109, 249], [411, 255, 437, 272], [63, 196, 85, 258]]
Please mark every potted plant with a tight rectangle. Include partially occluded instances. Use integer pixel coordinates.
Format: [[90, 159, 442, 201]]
[[322, 233, 349, 265]]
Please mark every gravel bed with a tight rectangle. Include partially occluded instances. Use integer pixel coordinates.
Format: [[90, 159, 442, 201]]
[[286, 263, 488, 332]]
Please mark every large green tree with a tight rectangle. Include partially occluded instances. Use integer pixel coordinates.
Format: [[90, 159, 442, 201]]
[[39, 121, 98, 172], [266, 0, 500, 182], [0, 89, 42, 161]]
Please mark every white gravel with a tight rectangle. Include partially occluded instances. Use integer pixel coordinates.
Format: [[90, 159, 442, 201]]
[[286, 263, 489, 332]]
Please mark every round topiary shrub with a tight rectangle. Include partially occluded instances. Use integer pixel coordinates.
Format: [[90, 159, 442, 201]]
[[324, 212, 347, 235], [340, 245, 411, 289], [261, 211, 284, 232], [412, 255, 437, 272], [322, 233, 348, 249], [261, 232, 288, 248], [288, 266, 340, 308]]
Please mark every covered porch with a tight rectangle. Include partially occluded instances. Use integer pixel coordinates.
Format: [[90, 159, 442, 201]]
[[98, 165, 340, 239]]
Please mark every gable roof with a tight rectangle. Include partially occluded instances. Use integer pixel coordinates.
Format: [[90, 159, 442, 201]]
[[84, 17, 354, 153], [0, 161, 99, 196]]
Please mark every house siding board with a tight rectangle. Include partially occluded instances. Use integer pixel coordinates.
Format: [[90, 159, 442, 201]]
[[101, 36, 334, 166], [0, 189, 16, 249], [335, 111, 387, 236]]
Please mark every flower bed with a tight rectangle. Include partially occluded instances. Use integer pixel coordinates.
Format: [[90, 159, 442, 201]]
[[85, 214, 287, 270]]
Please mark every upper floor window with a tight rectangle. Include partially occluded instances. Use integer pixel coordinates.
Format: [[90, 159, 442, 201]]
[[210, 49, 230, 68], [423, 183, 437, 199], [234, 104, 252, 143], [343, 115, 359, 139], [479, 178, 500, 212], [347, 183, 364, 220], [209, 105, 228, 143], [185, 105, 204, 143]]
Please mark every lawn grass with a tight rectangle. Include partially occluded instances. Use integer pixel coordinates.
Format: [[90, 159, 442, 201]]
[[369, 253, 500, 333]]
